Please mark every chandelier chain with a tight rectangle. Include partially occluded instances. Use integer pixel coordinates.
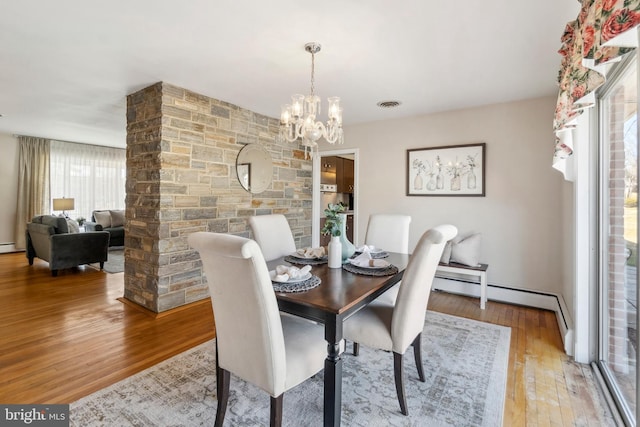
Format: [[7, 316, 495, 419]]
[[310, 51, 315, 96]]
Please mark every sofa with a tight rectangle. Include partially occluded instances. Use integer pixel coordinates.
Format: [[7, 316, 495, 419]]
[[26, 215, 110, 276], [84, 209, 125, 247]]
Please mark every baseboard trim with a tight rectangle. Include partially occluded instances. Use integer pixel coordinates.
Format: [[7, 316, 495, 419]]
[[0, 243, 18, 254], [433, 277, 574, 356], [117, 297, 212, 319]]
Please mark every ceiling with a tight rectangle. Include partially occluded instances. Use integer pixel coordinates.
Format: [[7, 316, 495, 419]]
[[0, 1, 579, 149]]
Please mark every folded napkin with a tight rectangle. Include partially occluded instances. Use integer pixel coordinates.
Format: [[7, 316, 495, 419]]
[[296, 246, 326, 259], [349, 251, 389, 268], [274, 264, 312, 282], [356, 244, 377, 253]]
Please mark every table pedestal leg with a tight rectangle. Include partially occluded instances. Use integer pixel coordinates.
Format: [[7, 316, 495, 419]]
[[324, 318, 343, 427]]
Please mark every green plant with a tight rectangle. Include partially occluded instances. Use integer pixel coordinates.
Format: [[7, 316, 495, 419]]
[[76, 216, 86, 226], [321, 203, 346, 237]]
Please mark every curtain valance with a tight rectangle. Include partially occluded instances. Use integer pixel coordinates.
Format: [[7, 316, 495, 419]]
[[553, 0, 640, 177]]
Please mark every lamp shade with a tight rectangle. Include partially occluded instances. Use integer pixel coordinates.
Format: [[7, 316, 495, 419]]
[[53, 198, 74, 211]]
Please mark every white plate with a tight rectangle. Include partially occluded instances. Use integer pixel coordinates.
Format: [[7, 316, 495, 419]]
[[356, 246, 384, 254], [348, 259, 390, 269], [269, 270, 312, 283]]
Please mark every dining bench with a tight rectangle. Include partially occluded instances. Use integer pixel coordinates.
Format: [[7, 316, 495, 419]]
[[435, 262, 488, 309]]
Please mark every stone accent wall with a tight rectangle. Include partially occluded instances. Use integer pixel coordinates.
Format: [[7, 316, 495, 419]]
[[125, 82, 312, 312]]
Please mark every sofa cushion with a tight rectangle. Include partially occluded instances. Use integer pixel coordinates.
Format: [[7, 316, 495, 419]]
[[94, 211, 112, 228], [110, 210, 125, 227]]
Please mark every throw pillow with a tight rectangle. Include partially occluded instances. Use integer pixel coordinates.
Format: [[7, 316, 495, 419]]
[[110, 210, 125, 227], [66, 219, 80, 233], [450, 233, 482, 267], [94, 211, 112, 228], [440, 241, 452, 264]]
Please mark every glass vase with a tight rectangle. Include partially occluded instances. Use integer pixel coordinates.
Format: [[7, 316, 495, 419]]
[[451, 175, 461, 191], [413, 172, 423, 190], [427, 174, 436, 191], [467, 169, 476, 189]]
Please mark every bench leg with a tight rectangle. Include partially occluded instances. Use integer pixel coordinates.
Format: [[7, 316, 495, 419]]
[[480, 271, 487, 310]]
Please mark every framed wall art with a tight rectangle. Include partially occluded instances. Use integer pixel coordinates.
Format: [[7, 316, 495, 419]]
[[407, 143, 486, 196]]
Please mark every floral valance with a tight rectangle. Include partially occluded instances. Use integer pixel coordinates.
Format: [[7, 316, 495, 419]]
[[553, 0, 640, 178]]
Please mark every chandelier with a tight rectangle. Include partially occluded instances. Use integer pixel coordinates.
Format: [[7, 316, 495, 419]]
[[277, 42, 344, 158]]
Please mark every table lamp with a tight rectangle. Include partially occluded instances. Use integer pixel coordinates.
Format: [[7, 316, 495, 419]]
[[53, 198, 74, 218]]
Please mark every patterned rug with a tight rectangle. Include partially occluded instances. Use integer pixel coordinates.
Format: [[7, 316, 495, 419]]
[[90, 248, 124, 273], [70, 311, 510, 426]]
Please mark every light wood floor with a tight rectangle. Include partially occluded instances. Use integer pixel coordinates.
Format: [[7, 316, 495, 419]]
[[0, 252, 614, 426]]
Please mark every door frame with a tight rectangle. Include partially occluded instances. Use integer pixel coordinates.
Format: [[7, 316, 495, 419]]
[[312, 148, 360, 247]]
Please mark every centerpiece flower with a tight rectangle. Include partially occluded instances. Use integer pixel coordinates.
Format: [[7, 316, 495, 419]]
[[321, 202, 346, 237]]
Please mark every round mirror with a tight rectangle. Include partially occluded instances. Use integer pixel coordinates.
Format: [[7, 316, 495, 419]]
[[236, 144, 273, 194]]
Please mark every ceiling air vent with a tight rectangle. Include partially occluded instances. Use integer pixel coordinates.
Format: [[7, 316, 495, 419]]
[[377, 101, 401, 108]]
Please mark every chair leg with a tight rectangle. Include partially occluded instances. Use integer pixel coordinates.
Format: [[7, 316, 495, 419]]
[[214, 366, 230, 427], [353, 342, 360, 356], [215, 344, 230, 427], [270, 394, 283, 427], [393, 352, 408, 415], [99, 261, 104, 270], [412, 333, 426, 382]]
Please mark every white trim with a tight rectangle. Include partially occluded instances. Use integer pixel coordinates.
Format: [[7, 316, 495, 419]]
[[433, 277, 574, 356]]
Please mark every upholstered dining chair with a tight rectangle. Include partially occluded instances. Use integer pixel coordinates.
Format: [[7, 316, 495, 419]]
[[249, 214, 297, 261], [364, 213, 412, 254], [188, 232, 326, 427], [351, 214, 412, 356], [343, 224, 457, 415]]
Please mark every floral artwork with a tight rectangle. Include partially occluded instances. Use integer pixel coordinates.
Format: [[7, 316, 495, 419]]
[[407, 143, 485, 196]]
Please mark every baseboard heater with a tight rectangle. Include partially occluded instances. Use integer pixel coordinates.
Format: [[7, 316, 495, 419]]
[[433, 276, 574, 356], [0, 242, 18, 254]]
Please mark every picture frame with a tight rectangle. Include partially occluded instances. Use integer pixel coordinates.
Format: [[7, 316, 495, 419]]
[[407, 143, 486, 196]]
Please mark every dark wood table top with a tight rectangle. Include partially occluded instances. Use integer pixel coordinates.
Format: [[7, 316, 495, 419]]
[[267, 252, 410, 317]]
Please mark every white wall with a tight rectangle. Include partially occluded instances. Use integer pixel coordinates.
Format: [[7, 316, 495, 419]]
[[0, 133, 19, 251], [340, 96, 567, 294]]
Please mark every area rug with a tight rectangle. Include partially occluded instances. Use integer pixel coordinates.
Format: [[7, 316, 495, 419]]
[[91, 248, 124, 273], [70, 311, 510, 426]]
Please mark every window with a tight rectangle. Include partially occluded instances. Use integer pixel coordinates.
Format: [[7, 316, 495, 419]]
[[598, 54, 638, 425], [50, 141, 126, 221]]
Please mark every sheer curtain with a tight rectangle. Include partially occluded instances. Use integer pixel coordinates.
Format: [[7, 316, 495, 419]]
[[14, 136, 50, 249], [50, 140, 125, 222]]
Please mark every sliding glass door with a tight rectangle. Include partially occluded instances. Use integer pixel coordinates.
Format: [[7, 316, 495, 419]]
[[598, 54, 638, 425]]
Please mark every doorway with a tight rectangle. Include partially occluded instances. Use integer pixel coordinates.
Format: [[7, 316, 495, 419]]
[[312, 148, 359, 248]]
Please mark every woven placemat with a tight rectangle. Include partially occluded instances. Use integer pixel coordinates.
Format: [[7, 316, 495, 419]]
[[342, 263, 399, 276], [284, 255, 328, 265], [272, 275, 321, 293]]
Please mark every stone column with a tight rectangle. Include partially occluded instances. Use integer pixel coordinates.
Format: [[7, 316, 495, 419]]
[[125, 82, 312, 312]]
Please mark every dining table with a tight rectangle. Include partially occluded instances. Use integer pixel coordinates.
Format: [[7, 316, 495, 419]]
[[266, 251, 410, 427]]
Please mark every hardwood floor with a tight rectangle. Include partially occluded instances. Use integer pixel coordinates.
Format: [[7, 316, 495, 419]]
[[0, 251, 614, 425]]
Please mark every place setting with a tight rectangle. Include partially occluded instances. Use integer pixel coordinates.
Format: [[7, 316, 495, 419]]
[[284, 246, 328, 265], [354, 244, 389, 259], [269, 264, 321, 292], [343, 249, 399, 276]]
